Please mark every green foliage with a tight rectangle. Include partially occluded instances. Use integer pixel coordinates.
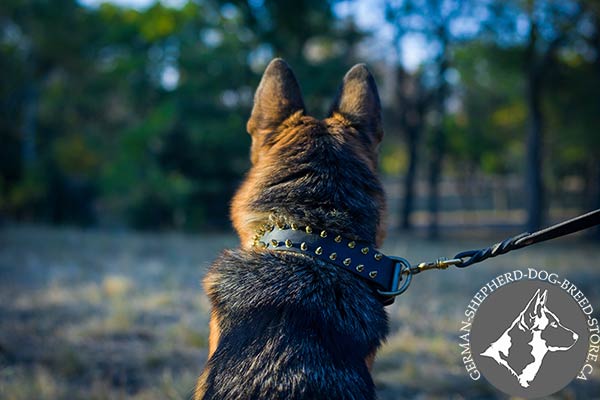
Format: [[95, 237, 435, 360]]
[[544, 53, 600, 177], [0, 0, 359, 230], [1, 0, 598, 230], [448, 42, 528, 175]]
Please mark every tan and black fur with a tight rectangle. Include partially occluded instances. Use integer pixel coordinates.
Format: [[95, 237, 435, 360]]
[[195, 59, 388, 400]]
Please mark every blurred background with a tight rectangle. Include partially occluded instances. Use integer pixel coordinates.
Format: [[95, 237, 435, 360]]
[[0, 0, 599, 399]]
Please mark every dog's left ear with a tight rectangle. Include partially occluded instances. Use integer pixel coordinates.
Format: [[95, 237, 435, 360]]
[[247, 58, 305, 163], [329, 64, 383, 146], [247, 59, 305, 137]]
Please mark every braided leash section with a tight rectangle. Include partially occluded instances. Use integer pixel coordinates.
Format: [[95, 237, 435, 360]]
[[453, 232, 531, 268], [402, 210, 599, 301]]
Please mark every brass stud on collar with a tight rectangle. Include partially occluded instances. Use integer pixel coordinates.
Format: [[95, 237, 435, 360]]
[[300, 242, 308, 251], [315, 246, 323, 255], [348, 241, 356, 249], [276, 222, 285, 230], [374, 253, 383, 261], [306, 226, 313, 234], [343, 258, 351, 266], [285, 239, 293, 248], [369, 271, 378, 278], [257, 241, 267, 249], [271, 239, 279, 247], [334, 235, 342, 243], [356, 264, 364, 272], [361, 247, 369, 255], [291, 223, 298, 230], [329, 252, 337, 260], [320, 230, 327, 238]]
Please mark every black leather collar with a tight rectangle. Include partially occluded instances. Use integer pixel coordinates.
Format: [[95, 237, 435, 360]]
[[256, 226, 411, 305], [252, 210, 600, 305]]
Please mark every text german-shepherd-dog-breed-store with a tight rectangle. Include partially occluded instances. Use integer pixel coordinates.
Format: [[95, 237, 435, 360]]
[[195, 58, 397, 400]]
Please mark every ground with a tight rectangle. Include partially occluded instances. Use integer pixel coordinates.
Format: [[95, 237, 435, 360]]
[[0, 226, 598, 399]]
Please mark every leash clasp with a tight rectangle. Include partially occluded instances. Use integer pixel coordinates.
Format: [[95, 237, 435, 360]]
[[414, 257, 464, 272], [377, 256, 412, 302]]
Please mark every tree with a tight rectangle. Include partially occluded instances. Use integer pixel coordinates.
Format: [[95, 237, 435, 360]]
[[384, 2, 430, 231], [385, 0, 476, 237], [0, 0, 364, 230], [487, 0, 585, 230], [395, 68, 429, 230]]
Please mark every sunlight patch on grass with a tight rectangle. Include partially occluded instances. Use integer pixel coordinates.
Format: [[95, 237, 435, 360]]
[[378, 329, 458, 369], [102, 275, 134, 298]]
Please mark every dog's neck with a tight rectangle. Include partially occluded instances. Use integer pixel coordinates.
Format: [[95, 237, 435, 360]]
[[248, 218, 405, 306], [246, 212, 380, 250]]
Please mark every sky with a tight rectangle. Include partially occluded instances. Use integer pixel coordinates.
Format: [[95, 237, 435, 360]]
[[78, 0, 430, 70], [334, 0, 430, 70]]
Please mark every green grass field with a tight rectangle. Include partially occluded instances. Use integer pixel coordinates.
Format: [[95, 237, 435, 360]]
[[1, 226, 598, 399]]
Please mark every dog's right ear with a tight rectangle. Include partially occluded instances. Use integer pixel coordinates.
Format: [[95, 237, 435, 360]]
[[247, 58, 305, 161], [329, 64, 383, 147], [534, 289, 548, 316]]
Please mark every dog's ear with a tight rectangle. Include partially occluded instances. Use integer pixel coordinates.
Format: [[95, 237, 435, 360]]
[[534, 289, 548, 316], [520, 288, 543, 329], [247, 58, 305, 140], [527, 289, 548, 318], [329, 63, 383, 146]]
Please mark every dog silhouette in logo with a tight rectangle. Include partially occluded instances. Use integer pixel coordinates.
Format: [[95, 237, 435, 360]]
[[480, 288, 579, 388]]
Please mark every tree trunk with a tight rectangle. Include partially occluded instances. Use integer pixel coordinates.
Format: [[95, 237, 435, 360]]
[[525, 22, 544, 232], [22, 83, 38, 170], [592, 162, 600, 239], [590, 15, 600, 239], [397, 67, 425, 231], [427, 124, 445, 238], [401, 123, 419, 230], [427, 39, 449, 239], [394, 65, 425, 231], [525, 71, 543, 231]]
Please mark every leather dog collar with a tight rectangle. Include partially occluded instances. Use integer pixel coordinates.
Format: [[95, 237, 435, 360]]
[[251, 210, 600, 305], [256, 226, 411, 305]]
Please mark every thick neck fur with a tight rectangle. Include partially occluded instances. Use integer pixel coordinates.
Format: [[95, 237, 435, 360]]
[[199, 250, 388, 399], [231, 113, 386, 249]]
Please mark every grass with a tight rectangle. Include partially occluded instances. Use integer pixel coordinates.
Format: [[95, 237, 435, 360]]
[[0, 225, 598, 399]]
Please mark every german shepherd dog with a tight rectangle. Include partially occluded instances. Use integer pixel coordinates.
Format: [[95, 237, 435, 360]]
[[195, 58, 388, 399]]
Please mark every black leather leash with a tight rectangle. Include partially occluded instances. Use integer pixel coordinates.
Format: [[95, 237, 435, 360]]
[[257, 209, 600, 305], [453, 208, 600, 267]]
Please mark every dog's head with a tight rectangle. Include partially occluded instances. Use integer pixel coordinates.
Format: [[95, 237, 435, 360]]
[[232, 59, 386, 249], [520, 289, 579, 351]]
